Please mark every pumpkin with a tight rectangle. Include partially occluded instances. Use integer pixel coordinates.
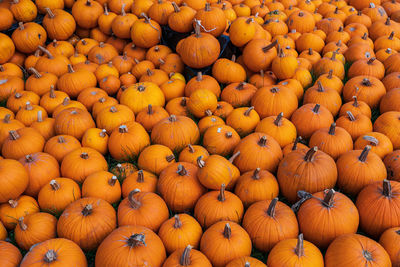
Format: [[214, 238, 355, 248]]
[[325, 233, 391, 267], [383, 72, 400, 92], [19, 153, 60, 197], [379, 227, 400, 267], [95, 225, 166, 267], [158, 214, 203, 254], [81, 128, 108, 155], [380, 88, 400, 113], [15, 212, 57, 251], [0, 33, 15, 64], [0, 195, 39, 230], [212, 56, 246, 84], [168, 3, 196, 33], [343, 76, 386, 109], [82, 171, 121, 204], [354, 132, 393, 159], [163, 245, 212, 267], [374, 111, 400, 150], [0, 221, 5, 240], [98, 3, 117, 35], [221, 82, 258, 108], [57, 65, 97, 98], [7, 91, 40, 114], [0, 63, 23, 78], [110, 163, 137, 182], [117, 189, 169, 231], [87, 42, 118, 64], [232, 133, 283, 173], [15, 102, 47, 127], [213, 101, 234, 120], [194, 184, 244, 228], [130, 14, 162, 48], [271, 47, 299, 80], [226, 256, 267, 267], [242, 198, 299, 252], [339, 96, 372, 118], [159, 54, 184, 74], [296, 189, 359, 249], [57, 197, 116, 251], [200, 221, 252, 267], [185, 72, 220, 97], [61, 147, 108, 183], [54, 108, 96, 140], [176, 21, 220, 68], [179, 144, 210, 165], [356, 180, 400, 239], [291, 103, 334, 139], [0, 75, 24, 102], [202, 125, 240, 157], [0, 159, 29, 203], [43, 8, 76, 41], [38, 178, 81, 215], [267, 234, 324, 267], [0, 241, 22, 267], [255, 113, 297, 148], [11, 22, 46, 54], [234, 168, 279, 208], [251, 85, 298, 119], [76, 88, 108, 111], [198, 114, 225, 135], [158, 162, 206, 213], [187, 89, 218, 118], [0, 8, 13, 32], [20, 238, 87, 267], [44, 135, 81, 163], [36, 46, 70, 77], [385, 150, 400, 182], [96, 105, 135, 134], [26, 68, 58, 97], [121, 170, 157, 197], [309, 123, 353, 160], [2, 128, 45, 160], [72, 0, 103, 29], [303, 81, 342, 117], [10, 0, 37, 22], [112, 4, 138, 39], [242, 39, 277, 72]]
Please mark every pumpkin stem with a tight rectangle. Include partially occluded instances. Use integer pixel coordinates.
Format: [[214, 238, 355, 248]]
[[158, 58, 165, 65], [80, 152, 89, 159], [57, 136, 66, 143], [362, 32, 368, 40], [363, 250, 373, 261], [292, 136, 302, 151], [328, 123, 336, 135], [62, 97, 70, 106], [9, 130, 20, 140], [346, 111, 356, 121], [50, 180, 60, 190], [110, 106, 117, 113], [322, 189, 335, 208], [187, 144, 195, 153], [146, 68, 153, 76], [127, 233, 146, 247], [218, 184, 226, 202], [18, 22, 24, 30], [18, 217, 27, 231], [258, 136, 267, 147], [44, 250, 57, 263], [205, 2, 211, 11], [205, 109, 213, 116], [81, 204, 93, 216], [389, 31, 395, 40], [104, 3, 109, 15], [225, 132, 233, 138], [0, 65, 3, 72], [128, 189, 142, 209], [244, 106, 254, 116], [358, 145, 371, 162], [362, 78, 371, 86], [316, 81, 325, 92], [38, 46, 54, 59], [352, 96, 359, 107], [194, 20, 201, 37], [308, 48, 313, 55], [363, 135, 379, 146], [223, 223, 232, 239], [304, 147, 318, 162], [146, 104, 153, 115], [385, 17, 391, 25], [37, 110, 43, 122], [245, 263, 250, 267], [3, 114, 11, 123], [312, 104, 320, 114], [383, 179, 392, 198], [252, 168, 261, 180], [267, 198, 278, 217], [28, 67, 42, 78], [134, 58, 140, 64], [109, 176, 118, 186], [166, 154, 175, 162], [274, 112, 284, 126], [99, 42, 105, 48], [330, 51, 337, 61], [262, 40, 278, 53], [229, 151, 240, 163], [177, 164, 187, 176], [173, 214, 182, 228], [8, 199, 18, 208], [25, 154, 34, 163], [196, 72, 203, 81], [86, 0, 92, 6], [25, 101, 33, 111], [169, 114, 177, 122], [99, 129, 107, 137], [327, 69, 333, 79], [197, 156, 205, 168], [367, 57, 376, 65], [14, 92, 21, 99], [179, 245, 192, 266], [136, 170, 144, 182], [294, 233, 305, 257], [121, 3, 126, 16], [236, 82, 246, 90], [270, 87, 279, 93], [119, 125, 128, 133], [172, 2, 180, 12], [246, 18, 254, 24], [180, 97, 187, 106]]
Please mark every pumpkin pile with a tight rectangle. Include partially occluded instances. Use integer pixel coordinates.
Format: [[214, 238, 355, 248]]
[[1, 0, 400, 266]]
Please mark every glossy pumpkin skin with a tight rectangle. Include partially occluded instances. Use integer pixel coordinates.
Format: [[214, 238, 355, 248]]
[[200, 221, 252, 267], [163, 246, 212, 267], [57, 197, 117, 251], [95, 225, 166, 267], [14, 212, 57, 251], [325, 234, 391, 267], [379, 227, 400, 267], [0, 159, 29, 203], [297, 190, 360, 249], [267, 235, 324, 267], [0, 241, 22, 267], [158, 162, 206, 213], [277, 147, 338, 203], [356, 180, 400, 239], [158, 214, 203, 254], [137, 144, 175, 175], [82, 171, 121, 204], [19, 238, 87, 267], [242, 199, 299, 252]]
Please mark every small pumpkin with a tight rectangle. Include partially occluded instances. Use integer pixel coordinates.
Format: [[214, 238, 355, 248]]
[[121, 170, 157, 197], [0, 195, 39, 230], [0, 241, 22, 267], [82, 171, 121, 204], [137, 144, 175, 175]]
